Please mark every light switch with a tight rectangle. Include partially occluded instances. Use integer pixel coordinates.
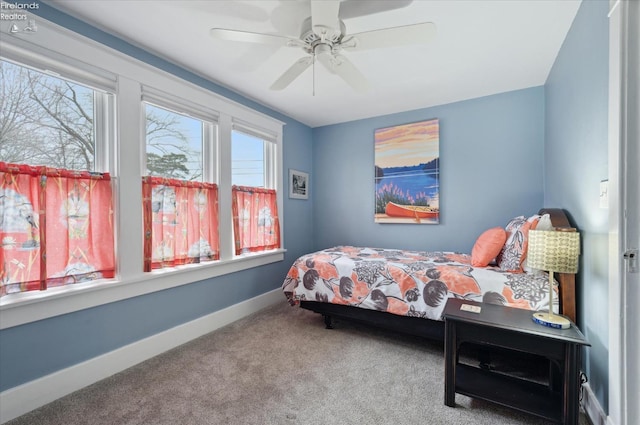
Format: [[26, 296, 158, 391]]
[[599, 180, 609, 209]]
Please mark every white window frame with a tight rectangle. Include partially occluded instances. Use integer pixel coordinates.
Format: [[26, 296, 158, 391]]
[[0, 13, 285, 329], [230, 122, 281, 258], [0, 44, 116, 174], [141, 87, 218, 183], [231, 119, 279, 190]]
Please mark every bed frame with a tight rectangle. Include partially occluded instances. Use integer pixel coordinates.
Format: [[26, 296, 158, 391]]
[[299, 208, 577, 341]]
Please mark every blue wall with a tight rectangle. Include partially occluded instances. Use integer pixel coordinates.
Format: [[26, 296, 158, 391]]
[[1, 2, 612, 419], [0, 3, 315, 391], [312, 87, 545, 253], [545, 0, 610, 412]]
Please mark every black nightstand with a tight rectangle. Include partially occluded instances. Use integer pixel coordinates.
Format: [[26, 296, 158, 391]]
[[443, 298, 589, 425]]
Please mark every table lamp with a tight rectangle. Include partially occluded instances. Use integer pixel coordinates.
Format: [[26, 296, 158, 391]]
[[527, 228, 580, 329]]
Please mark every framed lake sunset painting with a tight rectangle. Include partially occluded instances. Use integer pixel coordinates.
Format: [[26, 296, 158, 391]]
[[374, 118, 439, 224]]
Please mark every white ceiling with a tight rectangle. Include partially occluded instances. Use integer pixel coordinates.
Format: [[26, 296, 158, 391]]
[[49, 0, 581, 128]]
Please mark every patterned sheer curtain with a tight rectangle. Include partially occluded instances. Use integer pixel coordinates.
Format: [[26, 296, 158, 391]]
[[142, 176, 219, 271], [231, 186, 280, 255], [0, 162, 115, 297]]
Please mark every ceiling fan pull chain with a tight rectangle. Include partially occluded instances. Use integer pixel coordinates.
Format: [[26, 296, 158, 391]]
[[312, 53, 316, 97]]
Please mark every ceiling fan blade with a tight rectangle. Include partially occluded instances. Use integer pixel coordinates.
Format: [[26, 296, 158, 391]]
[[343, 22, 437, 51], [270, 57, 313, 91], [210, 28, 302, 48], [339, 0, 413, 19], [311, 0, 341, 39], [317, 53, 369, 93]]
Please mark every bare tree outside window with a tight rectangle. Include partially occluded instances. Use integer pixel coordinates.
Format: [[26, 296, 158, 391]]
[[1, 60, 196, 177], [144, 103, 202, 181], [0, 60, 95, 170]]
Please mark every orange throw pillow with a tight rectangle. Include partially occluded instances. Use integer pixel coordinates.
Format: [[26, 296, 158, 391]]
[[471, 227, 508, 267]]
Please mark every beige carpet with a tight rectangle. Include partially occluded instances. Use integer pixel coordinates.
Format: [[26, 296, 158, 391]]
[[6, 301, 590, 425]]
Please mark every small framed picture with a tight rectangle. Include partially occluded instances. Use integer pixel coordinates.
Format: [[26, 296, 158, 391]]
[[289, 169, 309, 200]]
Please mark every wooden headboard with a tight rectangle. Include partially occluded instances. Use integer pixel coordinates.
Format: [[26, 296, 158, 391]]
[[537, 208, 577, 323]]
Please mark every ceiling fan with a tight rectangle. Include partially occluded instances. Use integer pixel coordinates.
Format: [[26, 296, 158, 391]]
[[210, 0, 436, 93]]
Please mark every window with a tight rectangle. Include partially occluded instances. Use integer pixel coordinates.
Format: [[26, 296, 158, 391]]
[[0, 59, 111, 171], [144, 103, 204, 181], [1, 17, 283, 327], [231, 125, 280, 255], [141, 96, 219, 271], [232, 130, 265, 187], [0, 58, 115, 297]]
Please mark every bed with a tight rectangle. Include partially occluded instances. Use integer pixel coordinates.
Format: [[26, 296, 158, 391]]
[[282, 209, 577, 341]]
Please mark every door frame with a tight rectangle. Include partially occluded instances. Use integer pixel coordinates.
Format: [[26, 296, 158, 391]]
[[608, 1, 638, 424]]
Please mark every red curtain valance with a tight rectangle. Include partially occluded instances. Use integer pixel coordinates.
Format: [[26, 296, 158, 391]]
[[142, 176, 219, 271], [0, 162, 115, 297], [232, 185, 280, 255]]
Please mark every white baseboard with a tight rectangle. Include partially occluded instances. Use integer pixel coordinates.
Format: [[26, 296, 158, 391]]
[[0, 288, 283, 424], [582, 382, 609, 425]]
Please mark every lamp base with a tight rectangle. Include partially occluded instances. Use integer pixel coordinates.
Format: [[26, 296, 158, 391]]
[[532, 311, 571, 329]]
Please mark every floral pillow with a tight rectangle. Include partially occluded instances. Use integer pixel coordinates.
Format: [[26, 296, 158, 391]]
[[497, 215, 539, 272]]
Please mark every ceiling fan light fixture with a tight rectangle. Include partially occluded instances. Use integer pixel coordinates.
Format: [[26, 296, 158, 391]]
[[314, 43, 332, 56], [210, 0, 435, 93]]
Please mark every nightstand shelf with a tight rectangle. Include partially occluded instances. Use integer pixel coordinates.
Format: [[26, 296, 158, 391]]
[[456, 363, 562, 422]]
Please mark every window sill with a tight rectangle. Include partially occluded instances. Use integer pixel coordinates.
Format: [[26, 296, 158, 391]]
[[0, 249, 286, 330]]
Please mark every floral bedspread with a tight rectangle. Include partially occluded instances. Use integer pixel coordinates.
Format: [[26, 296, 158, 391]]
[[282, 246, 555, 321]]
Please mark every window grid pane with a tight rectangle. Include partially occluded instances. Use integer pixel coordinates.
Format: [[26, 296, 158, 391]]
[[231, 130, 265, 188], [0, 59, 99, 171], [144, 103, 204, 182]]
